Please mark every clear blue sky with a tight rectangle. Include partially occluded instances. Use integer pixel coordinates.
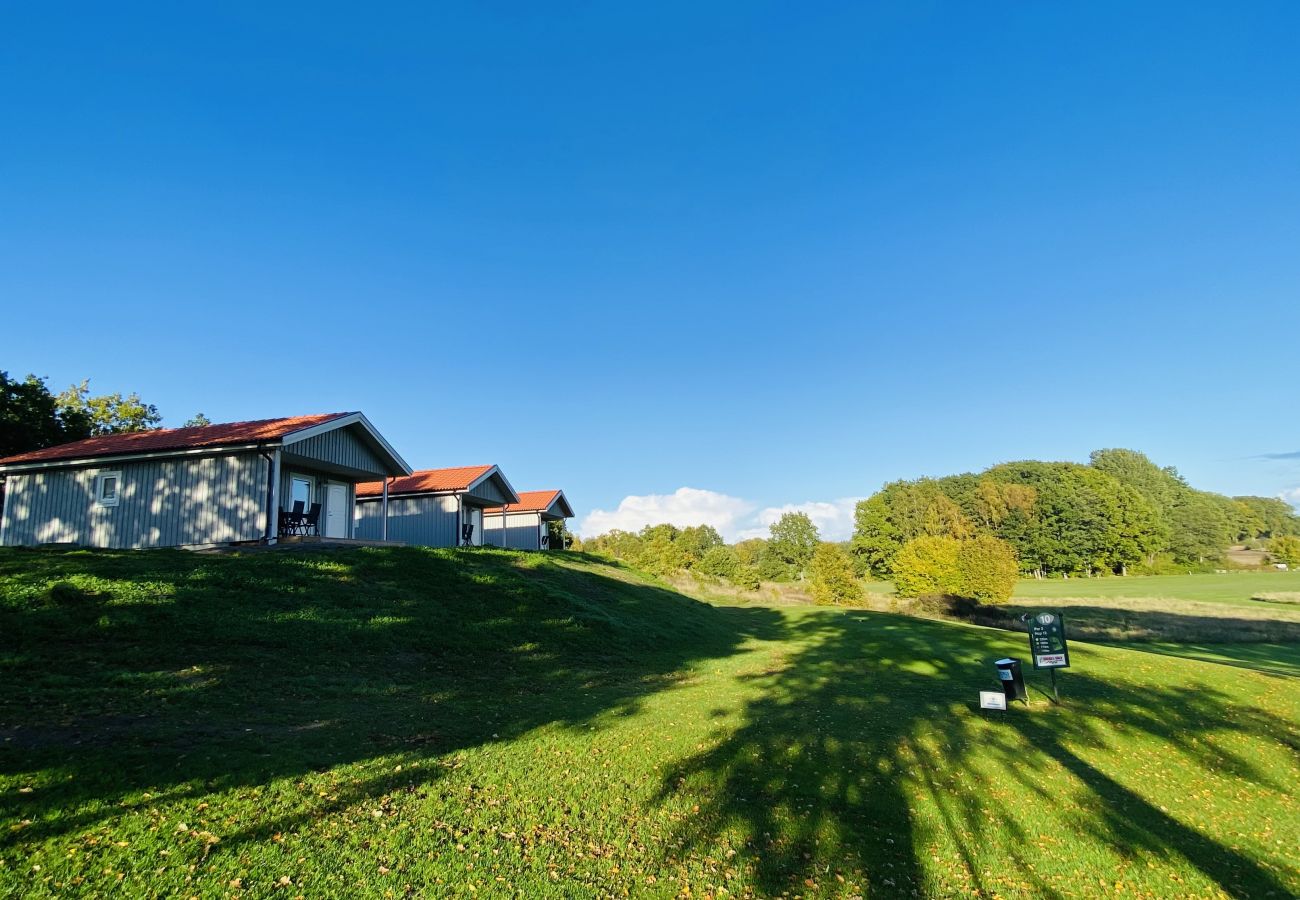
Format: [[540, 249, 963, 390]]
[[3, 3, 1298, 538]]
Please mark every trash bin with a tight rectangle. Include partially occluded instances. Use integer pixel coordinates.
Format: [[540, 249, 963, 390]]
[[995, 657, 1027, 703]]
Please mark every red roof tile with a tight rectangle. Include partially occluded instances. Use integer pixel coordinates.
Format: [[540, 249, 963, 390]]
[[356, 465, 495, 498], [0, 413, 352, 466], [483, 490, 563, 515]]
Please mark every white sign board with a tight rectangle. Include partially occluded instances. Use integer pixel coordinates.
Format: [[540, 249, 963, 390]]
[[979, 690, 1007, 711], [1035, 653, 1068, 668]]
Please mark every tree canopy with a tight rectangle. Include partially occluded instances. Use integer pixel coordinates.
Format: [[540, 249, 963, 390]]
[[852, 448, 1296, 578]]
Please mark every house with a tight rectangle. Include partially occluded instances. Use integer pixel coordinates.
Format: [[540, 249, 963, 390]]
[[354, 465, 520, 547], [0, 412, 411, 549], [483, 490, 575, 550]]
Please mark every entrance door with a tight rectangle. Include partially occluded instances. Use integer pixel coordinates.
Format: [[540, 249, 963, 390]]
[[324, 483, 348, 538]]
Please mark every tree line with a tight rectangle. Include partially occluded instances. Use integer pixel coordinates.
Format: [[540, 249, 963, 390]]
[[582, 448, 1299, 607], [582, 512, 863, 605], [852, 448, 1298, 582]]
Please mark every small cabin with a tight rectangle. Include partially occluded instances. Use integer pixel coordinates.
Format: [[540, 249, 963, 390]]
[[354, 465, 520, 547], [0, 412, 411, 549], [483, 489, 575, 550]]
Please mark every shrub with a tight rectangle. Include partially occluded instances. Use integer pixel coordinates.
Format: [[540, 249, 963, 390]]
[[731, 566, 761, 591], [696, 545, 740, 580], [893, 534, 1018, 603], [808, 543, 862, 605], [1270, 535, 1300, 566], [892, 535, 962, 598], [954, 534, 1019, 603]]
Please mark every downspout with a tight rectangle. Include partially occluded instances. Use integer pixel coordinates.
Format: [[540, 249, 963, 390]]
[[456, 494, 464, 547], [261, 448, 282, 545], [0, 475, 8, 547], [381, 476, 390, 542], [260, 451, 274, 543]]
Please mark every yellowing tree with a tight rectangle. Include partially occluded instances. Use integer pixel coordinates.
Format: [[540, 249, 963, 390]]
[[808, 543, 862, 605], [892, 535, 962, 598], [955, 534, 1019, 603]]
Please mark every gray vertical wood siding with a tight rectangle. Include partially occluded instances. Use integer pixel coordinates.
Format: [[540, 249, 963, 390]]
[[0, 452, 269, 548], [354, 494, 461, 546], [466, 478, 514, 507], [483, 511, 542, 549], [284, 428, 387, 475]]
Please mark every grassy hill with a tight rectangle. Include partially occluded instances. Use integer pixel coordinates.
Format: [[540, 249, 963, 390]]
[[1, 547, 1297, 898]]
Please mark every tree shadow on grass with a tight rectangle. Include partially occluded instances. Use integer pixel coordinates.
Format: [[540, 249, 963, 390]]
[[658, 610, 1296, 898], [0, 547, 782, 861]]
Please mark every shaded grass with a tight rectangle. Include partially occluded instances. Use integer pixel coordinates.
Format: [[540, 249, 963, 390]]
[[1, 547, 1297, 897]]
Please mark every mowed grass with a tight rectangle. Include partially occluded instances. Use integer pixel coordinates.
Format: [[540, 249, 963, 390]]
[[1012, 570, 1300, 607], [1, 549, 1297, 898]]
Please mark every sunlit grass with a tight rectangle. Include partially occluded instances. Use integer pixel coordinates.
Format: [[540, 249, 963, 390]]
[[1, 547, 1296, 897]]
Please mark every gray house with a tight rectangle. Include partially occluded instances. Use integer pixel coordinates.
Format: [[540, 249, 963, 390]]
[[354, 465, 519, 547], [482, 490, 575, 550], [0, 412, 411, 549]]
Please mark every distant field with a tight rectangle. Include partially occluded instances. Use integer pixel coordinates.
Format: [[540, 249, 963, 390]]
[[1012, 570, 1300, 606]]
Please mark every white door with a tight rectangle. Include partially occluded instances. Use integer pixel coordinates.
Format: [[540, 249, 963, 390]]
[[325, 483, 348, 538]]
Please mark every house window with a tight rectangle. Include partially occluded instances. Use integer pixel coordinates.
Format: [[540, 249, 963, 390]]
[[289, 475, 313, 511], [96, 471, 122, 507]]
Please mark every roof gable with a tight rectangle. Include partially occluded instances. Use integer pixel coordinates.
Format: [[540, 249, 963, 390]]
[[484, 489, 574, 518], [357, 465, 501, 499]]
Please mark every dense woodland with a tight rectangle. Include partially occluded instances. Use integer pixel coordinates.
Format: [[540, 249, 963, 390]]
[[584, 449, 1300, 605]]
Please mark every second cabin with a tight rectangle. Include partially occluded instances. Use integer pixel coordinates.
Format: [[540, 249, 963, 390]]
[[353, 465, 519, 547]]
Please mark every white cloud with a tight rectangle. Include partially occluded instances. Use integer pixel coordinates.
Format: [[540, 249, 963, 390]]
[[1280, 488, 1300, 511], [734, 498, 864, 543], [579, 487, 756, 540]]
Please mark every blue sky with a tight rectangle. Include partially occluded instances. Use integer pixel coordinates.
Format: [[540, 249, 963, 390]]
[[3, 2, 1298, 539]]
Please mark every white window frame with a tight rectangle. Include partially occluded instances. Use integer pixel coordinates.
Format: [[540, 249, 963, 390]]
[[287, 474, 315, 511], [95, 471, 122, 507]]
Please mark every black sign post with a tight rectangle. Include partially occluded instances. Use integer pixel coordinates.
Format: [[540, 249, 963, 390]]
[[1026, 611, 1070, 703]]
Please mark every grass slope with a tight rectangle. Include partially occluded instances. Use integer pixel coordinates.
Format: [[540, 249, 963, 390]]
[[1, 548, 1297, 898]]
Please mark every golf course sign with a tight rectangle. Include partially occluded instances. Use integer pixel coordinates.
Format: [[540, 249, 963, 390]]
[[1027, 611, 1070, 670]]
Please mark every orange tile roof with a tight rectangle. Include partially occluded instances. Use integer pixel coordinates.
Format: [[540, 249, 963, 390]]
[[0, 413, 353, 466], [483, 490, 563, 515], [356, 465, 495, 498]]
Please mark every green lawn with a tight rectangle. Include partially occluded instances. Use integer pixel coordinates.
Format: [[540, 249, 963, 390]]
[[1012, 570, 1300, 606], [2, 548, 1297, 898]]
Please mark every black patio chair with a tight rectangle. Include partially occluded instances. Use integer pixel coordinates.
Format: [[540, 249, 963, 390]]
[[280, 500, 306, 537], [301, 502, 322, 536], [461, 523, 474, 546]]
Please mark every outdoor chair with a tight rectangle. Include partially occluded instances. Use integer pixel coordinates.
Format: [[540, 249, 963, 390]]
[[461, 523, 474, 546], [279, 500, 306, 537], [301, 502, 322, 536]]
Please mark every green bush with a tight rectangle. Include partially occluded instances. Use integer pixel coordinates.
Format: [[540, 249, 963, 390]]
[[731, 566, 761, 591], [1270, 535, 1300, 566], [808, 543, 862, 606], [893, 534, 1018, 603], [954, 534, 1018, 603], [696, 545, 740, 580], [892, 535, 962, 598]]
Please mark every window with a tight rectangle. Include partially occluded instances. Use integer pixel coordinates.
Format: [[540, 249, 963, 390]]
[[289, 475, 313, 511], [96, 471, 122, 507]]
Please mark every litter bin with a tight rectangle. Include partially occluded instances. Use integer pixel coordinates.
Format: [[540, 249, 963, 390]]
[[995, 657, 1027, 703]]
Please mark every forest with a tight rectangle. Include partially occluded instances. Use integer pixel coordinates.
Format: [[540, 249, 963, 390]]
[[583, 449, 1300, 604]]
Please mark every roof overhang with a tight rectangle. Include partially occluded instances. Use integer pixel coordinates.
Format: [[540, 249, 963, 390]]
[[0, 443, 269, 475], [281, 411, 412, 478], [0, 411, 412, 478], [465, 464, 521, 506]]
